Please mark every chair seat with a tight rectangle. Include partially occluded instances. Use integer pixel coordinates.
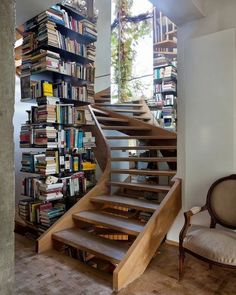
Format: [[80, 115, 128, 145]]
[[183, 225, 236, 266]]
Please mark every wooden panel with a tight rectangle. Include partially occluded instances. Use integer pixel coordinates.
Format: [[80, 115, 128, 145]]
[[111, 169, 176, 176], [95, 103, 143, 107], [105, 109, 146, 114], [111, 157, 177, 162], [90, 195, 159, 212], [106, 135, 176, 140], [52, 228, 128, 264], [97, 117, 128, 123], [154, 40, 177, 49], [110, 182, 171, 193], [101, 126, 151, 131], [73, 211, 144, 236], [113, 178, 182, 291], [110, 146, 177, 151]]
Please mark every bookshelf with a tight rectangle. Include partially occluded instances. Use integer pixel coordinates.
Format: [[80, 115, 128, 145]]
[[149, 7, 177, 131], [18, 2, 98, 236]]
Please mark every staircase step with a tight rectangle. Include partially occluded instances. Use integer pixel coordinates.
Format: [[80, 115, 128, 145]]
[[107, 109, 146, 114], [101, 126, 151, 131], [73, 211, 144, 236], [96, 116, 129, 123], [110, 181, 171, 193], [111, 169, 176, 176], [91, 107, 109, 116], [95, 103, 143, 107], [110, 145, 177, 151], [133, 116, 151, 121], [90, 195, 159, 212], [52, 228, 128, 264], [111, 157, 177, 162], [106, 135, 176, 140]]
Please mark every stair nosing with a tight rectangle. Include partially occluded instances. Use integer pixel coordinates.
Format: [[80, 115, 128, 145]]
[[90, 195, 159, 212], [110, 181, 171, 193], [73, 211, 144, 236], [52, 228, 127, 264], [111, 157, 177, 162], [110, 169, 176, 176]]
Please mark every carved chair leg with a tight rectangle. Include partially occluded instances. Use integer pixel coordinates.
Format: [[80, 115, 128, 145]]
[[179, 248, 185, 281]]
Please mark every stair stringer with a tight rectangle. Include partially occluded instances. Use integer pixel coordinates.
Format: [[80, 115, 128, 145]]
[[36, 116, 112, 253], [113, 178, 181, 291]]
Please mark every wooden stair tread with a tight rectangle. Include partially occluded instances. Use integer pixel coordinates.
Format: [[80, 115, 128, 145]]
[[96, 116, 128, 123], [111, 157, 177, 162], [110, 181, 171, 193], [91, 107, 109, 116], [107, 109, 146, 114], [106, 135, 176, 140], [110, 146, 177, 150], [133, 116, 151, 121], [101, 126, 151, 131], [73, 211, 144, 236], [52, 228, 127, 264], [95, 103, 143, 107], [111, 169, 176, 176], [91, 195, 159, 212]]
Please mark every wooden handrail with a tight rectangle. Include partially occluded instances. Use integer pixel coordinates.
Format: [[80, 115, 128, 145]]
[[113, 178, 181, 291]]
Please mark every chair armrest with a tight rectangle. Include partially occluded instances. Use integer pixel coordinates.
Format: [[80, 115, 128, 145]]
[[179, 205, 207, 247]]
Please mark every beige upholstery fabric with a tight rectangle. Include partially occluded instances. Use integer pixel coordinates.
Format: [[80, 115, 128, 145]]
[[183, 225, 236, 266], [210, 180, 236, 226]]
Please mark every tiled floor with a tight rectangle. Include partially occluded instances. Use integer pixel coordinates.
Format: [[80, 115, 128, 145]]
[[15, 234, 236, 295]]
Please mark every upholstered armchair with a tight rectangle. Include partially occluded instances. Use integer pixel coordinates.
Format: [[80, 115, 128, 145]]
[[179, 174, 236, 279]]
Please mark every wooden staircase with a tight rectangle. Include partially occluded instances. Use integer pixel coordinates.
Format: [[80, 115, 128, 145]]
[[36, 105, 181, 291], [94, 87, 158, 125]]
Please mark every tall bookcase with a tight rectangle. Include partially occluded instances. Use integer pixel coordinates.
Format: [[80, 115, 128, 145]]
[[18, 3, 98, 236], [149, 7, 177, 131]]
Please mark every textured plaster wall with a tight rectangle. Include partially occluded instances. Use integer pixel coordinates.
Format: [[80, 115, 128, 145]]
[[0, 0, 15, 294]]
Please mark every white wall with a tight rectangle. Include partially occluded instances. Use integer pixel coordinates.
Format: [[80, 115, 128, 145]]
[[94, 0, 111, 93], [168, 0, 236, 242]]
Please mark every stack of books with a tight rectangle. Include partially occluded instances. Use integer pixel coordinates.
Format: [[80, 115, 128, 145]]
[[39, 203, 65, 228], [20, 125, 33, 147], [164, 65, 177, 78], [38, 182, 64, 201], [37, 105, 56, 123], [83, 132, 96, 148], [21, 152, 39, 172], [34, 150, 59, 175], [34, 126, 58, 148], [38, 21, 59, 48], [37, 5, 65, 27], [18, 198, 33, 220], [81, 19, 97, 40], [86, 44, 96, 61], [162, 80, 176, 92]]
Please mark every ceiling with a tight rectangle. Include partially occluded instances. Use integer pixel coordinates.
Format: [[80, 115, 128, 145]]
[[150, 0, 205, 26], [16, 0, 58, 26]]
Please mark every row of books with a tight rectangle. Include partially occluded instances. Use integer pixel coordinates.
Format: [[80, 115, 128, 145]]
[[20, 124, 96, 149], [154, 65, 177, 80], [19, 198, 65, 227], [24, 5, 97, 40], [21, 149, 96, 175], [30, 80, 93, 103], [154, 81, 177, 93], [21, 49, 95, 83], [25, 104, 87, 125], [152, 93, 176, 106], [22, 172, 94, 205]]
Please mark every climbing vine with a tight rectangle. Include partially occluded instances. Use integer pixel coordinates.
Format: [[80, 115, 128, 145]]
[[111, 0, 152, 102]]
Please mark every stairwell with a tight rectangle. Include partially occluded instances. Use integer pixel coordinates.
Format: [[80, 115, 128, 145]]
[[36, 99, 181, 291]]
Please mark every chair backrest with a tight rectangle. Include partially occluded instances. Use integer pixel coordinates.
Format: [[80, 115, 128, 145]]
[[207, 174, 236, 229]]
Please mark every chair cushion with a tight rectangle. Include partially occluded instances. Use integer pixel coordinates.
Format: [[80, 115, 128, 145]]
[[183, 225, 236, 266]]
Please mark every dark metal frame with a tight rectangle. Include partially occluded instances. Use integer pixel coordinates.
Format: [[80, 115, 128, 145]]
[[179, 174, 236, 279]]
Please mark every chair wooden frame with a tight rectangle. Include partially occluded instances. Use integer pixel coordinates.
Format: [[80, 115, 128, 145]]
[[179, 174, 236, 279]]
